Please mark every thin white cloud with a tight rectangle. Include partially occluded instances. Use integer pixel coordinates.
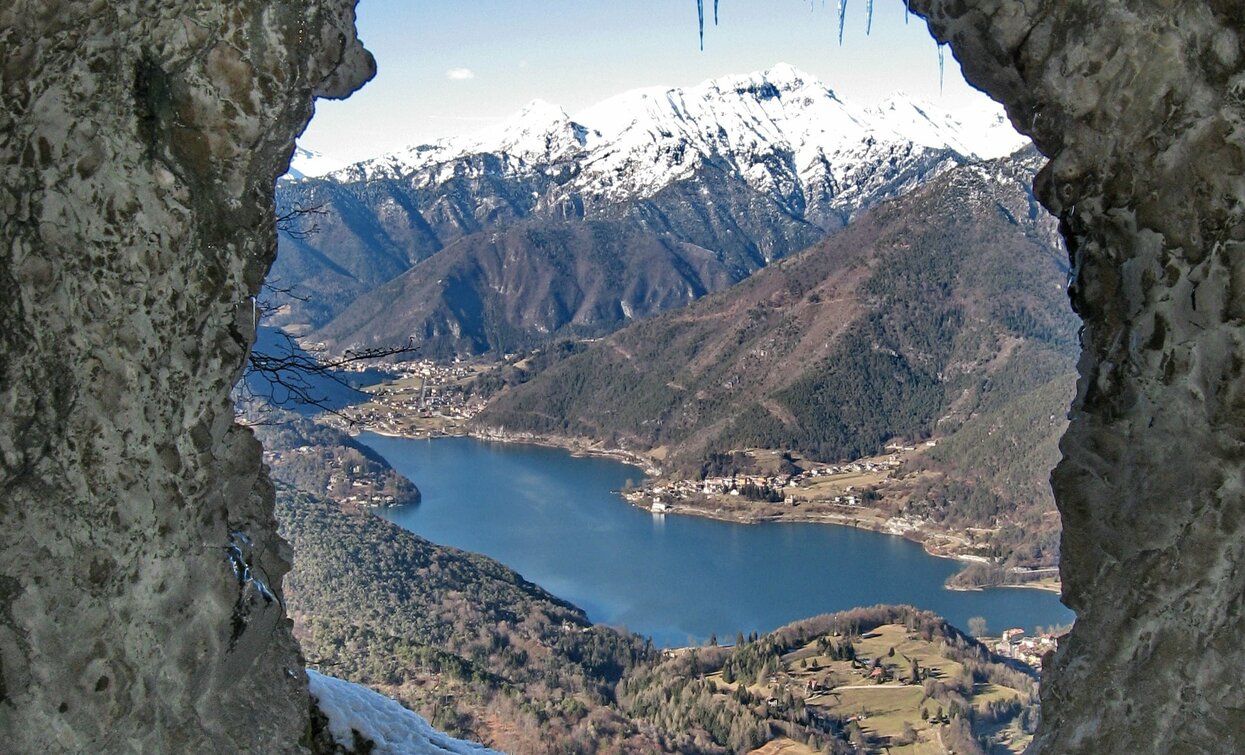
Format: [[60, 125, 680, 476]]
[[446, 68, 476, 81]]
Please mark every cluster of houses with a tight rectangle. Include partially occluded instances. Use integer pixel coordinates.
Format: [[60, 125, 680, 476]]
[[335, 480, 399, 507], [623, 456, 903, 513], [339, 360, 486, 434], [993, 628, 1058, 669], [884, 440, 938, 452], [263, 449, 401, 507], [622, 475, 793, 511], [322, 464, 398, 507]]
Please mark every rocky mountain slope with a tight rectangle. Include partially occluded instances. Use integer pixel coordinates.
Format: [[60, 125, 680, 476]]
[[273, 65, 1025, 354], [474, 148, 1074, 468], [468, 148, 1076, 573]]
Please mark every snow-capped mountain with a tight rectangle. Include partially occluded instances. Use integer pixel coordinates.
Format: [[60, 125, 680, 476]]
[[273, 65, 1031, 355], [324, 63, 1024, 228]]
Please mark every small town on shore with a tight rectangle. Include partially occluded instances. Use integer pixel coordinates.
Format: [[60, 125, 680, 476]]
[[316, 355, 1060, 596], [333, 357, 489, 434]]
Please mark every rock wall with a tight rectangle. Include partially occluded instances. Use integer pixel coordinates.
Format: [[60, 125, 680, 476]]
[[5, 0, 1245, 751], [911, 1, 1245, 751], [0, 2, 371, 751]]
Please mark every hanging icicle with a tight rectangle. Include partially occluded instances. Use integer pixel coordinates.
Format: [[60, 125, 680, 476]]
[[714, 0, 719, 26], [904, 0, 910, 24], [836, 0, 848, 45], [866, 0, 874, 34], [697, 0, 705, 50], [938, 43, 946, 93]]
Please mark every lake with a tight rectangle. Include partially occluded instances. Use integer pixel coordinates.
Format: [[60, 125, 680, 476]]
[[363, 433, 1075, 647]]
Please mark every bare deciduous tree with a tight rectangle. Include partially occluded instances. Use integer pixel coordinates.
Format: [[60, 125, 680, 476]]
[[238, 202, 417, 422]]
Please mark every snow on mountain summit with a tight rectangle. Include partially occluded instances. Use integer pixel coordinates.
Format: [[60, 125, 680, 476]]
[[866, 93, 1028, 159], [459, 99, 586, 162], [321, 64, 1028, 218], [285, 145, 347, 180]]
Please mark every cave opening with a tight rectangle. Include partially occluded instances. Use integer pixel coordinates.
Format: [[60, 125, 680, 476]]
[[269, 1, 1075, 751], [3, 1, 1243, 753]]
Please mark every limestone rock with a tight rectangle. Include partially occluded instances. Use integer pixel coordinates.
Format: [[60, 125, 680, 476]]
[[912, 1, 1245, 751], [0, 1, 372, 751]]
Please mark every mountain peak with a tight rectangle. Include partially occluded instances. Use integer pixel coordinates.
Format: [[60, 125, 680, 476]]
[[462, 98, 585, 160], [762, 62, 814, 89], [327, 65, 1026, 188], [706, 63, 830, 102], [516, 98, 570, 122]]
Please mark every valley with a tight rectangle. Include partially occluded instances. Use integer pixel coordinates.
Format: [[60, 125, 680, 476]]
[[269, 422, 1056, 754], [263, 62, 1075, 753], [296, 144, 1074, 591], [321, 364, 1062, 591]]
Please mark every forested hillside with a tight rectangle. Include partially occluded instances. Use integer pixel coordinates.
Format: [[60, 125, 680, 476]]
[[475, 149, 1074, 470], [279, 488, 1041, 755], [312, 219, 740, 357], [279, 488, 661, 752], [899, 374, 1074, 581]]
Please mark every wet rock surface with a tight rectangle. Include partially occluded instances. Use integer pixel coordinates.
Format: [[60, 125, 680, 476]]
[[0, 1, 371, 751], [912, 1, 1245, 752]]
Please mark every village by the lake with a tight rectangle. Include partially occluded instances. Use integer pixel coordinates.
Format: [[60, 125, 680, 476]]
[[286, 355, 1064, 600]]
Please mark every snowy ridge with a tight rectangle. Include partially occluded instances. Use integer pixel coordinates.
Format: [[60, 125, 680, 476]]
[[316, 63, 1026, 214], [308, 669, 499, 754], [285, 146, 347, 180], [863, 94, 1023, 160]]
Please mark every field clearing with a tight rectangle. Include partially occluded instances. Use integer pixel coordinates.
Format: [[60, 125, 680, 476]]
[[748, 737, 820, 755], [827, 683, 926, 728], [790, 470, 890, 500], [769, 624, 1032, 754]]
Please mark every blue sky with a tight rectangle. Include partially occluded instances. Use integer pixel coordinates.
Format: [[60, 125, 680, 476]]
[[300, 1, 1001, 163]]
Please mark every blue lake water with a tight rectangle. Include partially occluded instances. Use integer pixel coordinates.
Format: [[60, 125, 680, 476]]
[[363, 433, 1075, 647]]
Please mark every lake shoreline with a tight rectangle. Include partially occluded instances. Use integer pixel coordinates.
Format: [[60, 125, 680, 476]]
[[358, 424, 1062, 596], [622, 495, 1063, 595], [361, 425, 663, 476], [358, 430, 1074, 641]]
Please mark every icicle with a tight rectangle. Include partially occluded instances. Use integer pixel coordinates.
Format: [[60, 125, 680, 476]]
[[837, 0, 848, 45], [904, 0, 910, 24], [938, 43, 946, 93], [714, 0, 719, 26], [697, 0, 704, 50], [866, 0, 874, 34]]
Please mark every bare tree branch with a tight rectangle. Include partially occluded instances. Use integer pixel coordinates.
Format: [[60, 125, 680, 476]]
[[238, 328, 418, 426], [237, 201, 419, 421], [275, 202, 329, 240]]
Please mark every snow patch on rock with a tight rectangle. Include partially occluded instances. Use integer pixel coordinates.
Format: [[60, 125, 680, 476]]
[[307, 669, 499, 754]]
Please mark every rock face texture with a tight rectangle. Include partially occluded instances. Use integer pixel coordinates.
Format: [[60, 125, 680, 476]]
[[4, 0, 1244, 751], [0, 1, 371, 751], [911, 1, 1245, 752]]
